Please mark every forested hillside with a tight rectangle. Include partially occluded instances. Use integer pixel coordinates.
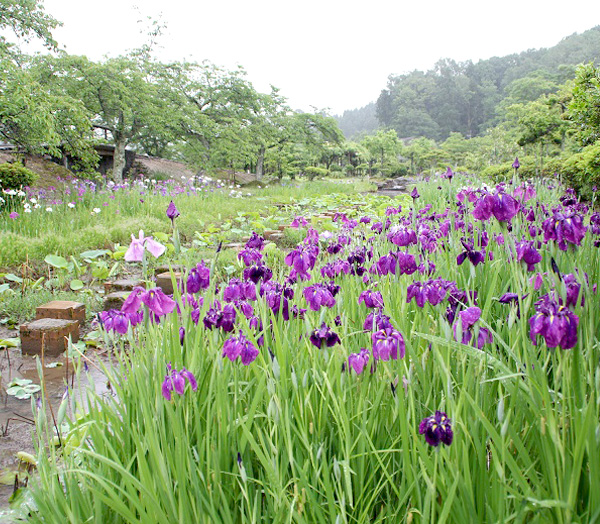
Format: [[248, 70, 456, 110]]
[[336, 26, 600, 140], [334, 103, 378, 139]]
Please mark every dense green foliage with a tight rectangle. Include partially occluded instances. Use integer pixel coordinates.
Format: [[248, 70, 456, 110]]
[[0, 162, 37, 189], [0, 0, 59, 54], [3, 3, 600, 197], [0, 1, 97, 169]]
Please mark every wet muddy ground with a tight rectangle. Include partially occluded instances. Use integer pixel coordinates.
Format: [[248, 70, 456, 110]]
[[0, 324, 111, 517]]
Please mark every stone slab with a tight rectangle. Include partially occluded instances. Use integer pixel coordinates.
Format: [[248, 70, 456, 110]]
[[20, 318, 79, 357], [103, 291, 131, 311], [35, 300, 85, 324], [263, 230, 281, 240], [154, 264, 183, 277], [156, 271, 182, 296], [103, 279, 143, 294], [224, 242, 244, 251]]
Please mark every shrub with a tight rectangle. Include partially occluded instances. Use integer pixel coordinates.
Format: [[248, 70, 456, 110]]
[[382, 163, 409, 178], [551, 144, 600, 199], [0, 162, 38, 190], [304, 166, 329, 180], [481, 157, 539, 181]]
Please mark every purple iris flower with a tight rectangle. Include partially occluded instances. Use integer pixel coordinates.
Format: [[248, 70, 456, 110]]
[[166, 201, 180, 225], [407, 278, 455, 307], [321, 259, 351, 278], [515, 240, 542, 271], [419, 411, 453, 447], [142, 288, 177, 317], [187, 261, 210, 293], [203, 301, 237, 332], [529, 294, 579, 350], [590, 212, 600, 235], [453, 306, 492, 349], [493, 192, 519, 222], [162, 364, 197, 401], [245, 232, 265, 250], [512, 157, 520, 170], [238, 248, 263, 267], [456, 238, 485, 266], [285, 244, 319, 281], [372, 328, 405, 360], [309, 322, 341, 349], [542, 211, 587, 251], [224, 279, 257, 302], [498, 292, 519, 304], [290, 216, 308, 228], [473, 192, 518, 223], [397, 252, 417, 275], [363, 310, 392, 331], [303, 283, 336, 311], [443, 167, 453, 181], [260, 280, 294, 319], [222, 331, 259, 365], [99, 309, 132, 334], [121, 286, 176, 317], [177, 293, 199, 312], [348, 348, 370, 375], [387, 226, 417, 247], [358, 289, 384, 308], [411, 187, 420, 200], [243, 262, 272, 284], [375, 253, 396, 276], [219, 304, 237, 332], [348, 246, 370, 265], [326, 242, 344, 255], [514, 183, 536, 202], [563, 273, 583, 308]]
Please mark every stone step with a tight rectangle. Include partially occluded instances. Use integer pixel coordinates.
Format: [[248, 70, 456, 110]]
[[103, 291, 131, 311], [20, 318, 79, 357], [156, 271, 182, 295], [154, 264, 183, 277], [35, 300, 85, 325], [263, 230, 283, 241], [223, 242, 244, 251], [103, 278, 143, 294]]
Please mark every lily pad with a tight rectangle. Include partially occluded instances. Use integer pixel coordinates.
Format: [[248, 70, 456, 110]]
[[0, 470, 21, 486], [0, 338, 19, 349], [70, 279, 84, 291], [44, 254, 69, 269], [80, 249, 109, 260], [6, 378, 41, 400]]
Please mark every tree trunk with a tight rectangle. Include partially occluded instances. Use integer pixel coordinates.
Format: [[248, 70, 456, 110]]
[[256, 146, 265, 179], [112, 139, 126, 183]]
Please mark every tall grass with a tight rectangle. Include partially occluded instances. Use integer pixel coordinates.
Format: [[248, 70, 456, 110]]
[[17, 173, 600, 523], [0, 178, 375, 268]]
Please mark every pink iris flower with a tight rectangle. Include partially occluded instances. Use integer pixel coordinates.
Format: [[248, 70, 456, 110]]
[[124, 230, 166, 262]]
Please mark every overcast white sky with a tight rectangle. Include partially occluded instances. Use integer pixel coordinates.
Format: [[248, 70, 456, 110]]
[[37, 0, 600, 114]]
